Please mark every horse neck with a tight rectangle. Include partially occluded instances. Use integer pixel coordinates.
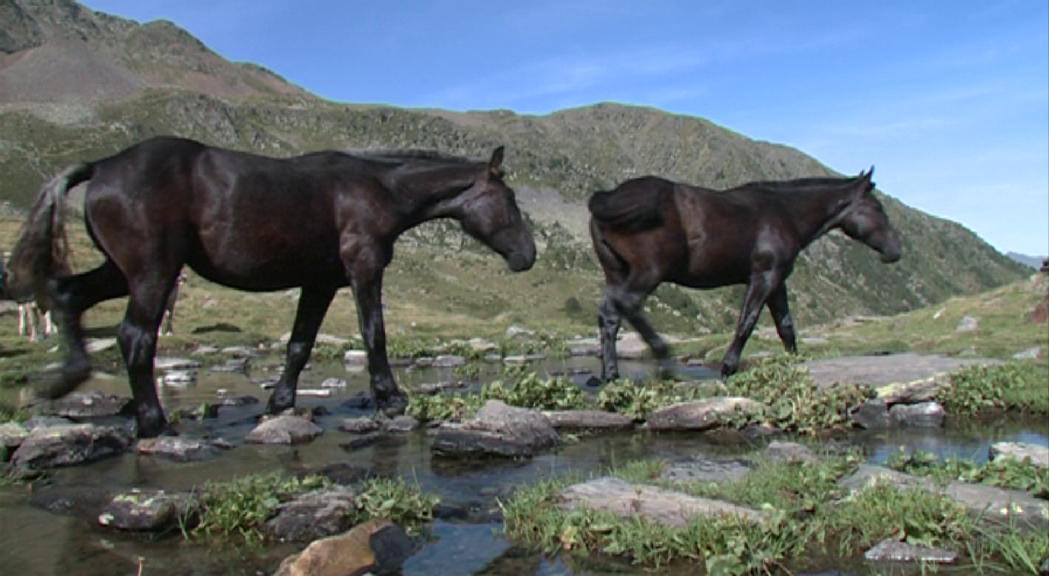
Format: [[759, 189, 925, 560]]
[[783, 183, 858, 247], [386, 163, 480, 229]]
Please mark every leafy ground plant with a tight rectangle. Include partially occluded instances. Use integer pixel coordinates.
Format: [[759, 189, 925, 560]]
[[351, 477, 439, 533], [191, 472, 330, 544], [942, 362, 1049, 415], [887, 448, 1049, 498]]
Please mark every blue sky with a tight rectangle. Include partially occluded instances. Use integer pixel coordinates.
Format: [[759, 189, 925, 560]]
[[83, 0, 1048, 255]]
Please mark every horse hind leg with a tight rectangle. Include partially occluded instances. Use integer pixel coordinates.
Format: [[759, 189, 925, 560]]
[[766, 284, 797, 354], [267, 285, 336, 414], [37, 260, 129, 399], [597, 290, 622, 381]]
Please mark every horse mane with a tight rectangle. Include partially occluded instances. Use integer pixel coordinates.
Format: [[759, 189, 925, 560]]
[[346, 148, 478, 166], [740, 175, 864, 194]]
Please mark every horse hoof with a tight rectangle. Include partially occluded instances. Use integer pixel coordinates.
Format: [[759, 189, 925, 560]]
[[377, 392, 408, 417]]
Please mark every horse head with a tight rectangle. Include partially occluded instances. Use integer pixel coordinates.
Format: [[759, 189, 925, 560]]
[[838, 168, 902, 263], [457, 147, 536, 271]]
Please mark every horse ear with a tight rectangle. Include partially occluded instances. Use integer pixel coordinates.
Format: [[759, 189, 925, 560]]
[[489, 146, 505, 176]]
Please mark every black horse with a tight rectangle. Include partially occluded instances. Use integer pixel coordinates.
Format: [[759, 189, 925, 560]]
[[3, 137, 535, 437], [588, 169, 901, 380]]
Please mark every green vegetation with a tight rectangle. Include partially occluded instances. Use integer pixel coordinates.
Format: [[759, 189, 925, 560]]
[[724, 354, 870, 435], [187, 472, 437, 544], [943, 362, 1049, 415], [503, 454, 1049, 574], [887, 448, 1049, 498]]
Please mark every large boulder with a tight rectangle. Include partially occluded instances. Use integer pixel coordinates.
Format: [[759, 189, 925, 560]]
[[10, 423, 133, 475], [97, 489, 194, 532], [246, 415, 323, 445], [273, 519, 414, 576], [432, 400, 559, 458], [646, 397, 766, 431], [889, 401, 945, 428], [559, 477, 765, 528], [264, 488, 357, 542]]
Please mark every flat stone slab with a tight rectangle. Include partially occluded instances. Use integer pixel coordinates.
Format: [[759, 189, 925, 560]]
[[889, 401, 945, 428], [805, 353, 994, 391], [98, 489, 194, 532], [559, 477, 764, 528], [763, 441, 819, 465], [990, 442, 1049, 469], [661, 456, 753, 484], [339, 417, 381, 434], [864, 539, 958, 563], [840, 465, 1048, 528], [540, 410, 634, 430], [646, 397, 766, 431], [11, 423, 133, 474], [0, 421, 28, 452], [154, 357, 202, 371], [245, 415, 323, 445], [136, 437, 220, 461], [38, 391, 131, 418]]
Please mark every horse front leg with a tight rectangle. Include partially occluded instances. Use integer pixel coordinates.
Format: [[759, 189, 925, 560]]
[[721, 272, 778, 378], [598, 290, 622, 381], [349, 268, 406, 416], [266, 285, 336, 414], [766, 283, 797, 354]]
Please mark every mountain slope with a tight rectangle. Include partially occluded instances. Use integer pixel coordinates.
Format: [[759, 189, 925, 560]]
[[0, 0, 1028, 334]]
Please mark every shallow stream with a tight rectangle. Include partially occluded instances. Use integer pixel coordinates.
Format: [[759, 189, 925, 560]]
[[1, 355, 1046, 575]]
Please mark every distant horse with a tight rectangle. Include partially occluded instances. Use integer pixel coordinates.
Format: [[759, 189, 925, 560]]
[[589, 169, 901, 380], [3, 137, 535, 437]]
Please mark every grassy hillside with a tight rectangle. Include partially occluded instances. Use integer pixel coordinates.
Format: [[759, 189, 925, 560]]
[[0, 0, 1028, 338]]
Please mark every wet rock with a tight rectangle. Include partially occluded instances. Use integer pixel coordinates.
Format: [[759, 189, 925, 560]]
[[339, 417, 381, 434], [321, 378, 348, 389], [136, 437, 219, 462], [433, 354, 465, 368], [558, 477, 764, 528], [39, 391, 131, 418], [299, 388, 333, 398], [85, 337, 117, 353], [340, 432, 383, 451], [221, 346, 258, 358], [483, 353, 502, 363], [416, 381, 467, 395], [265, 487, 357, 542], [274, 519, 413, 576], [341, 392, 375, 411], [763, 441, 819, 465], [191, 345, 219, 355], [0, 421, 28, 453], [956, 315, 979, 332], [990, 442, 1049, 468], [98, 489, 194, 532], [11, 424, 133, 474], [432, 400, 559, 458], [344, 350, 368, 367], [863, 539, 958, 563], [661, 456, 753, 484], [505, 324, 534, 338], [209, 357, 250, 373], [30, 484, 115, 518], [217, 394, 259, 407], [540, 410, 634, 430], [646, 397, 766, 431], [154, 357, 201, 371], [245, 415, 323, 445], [22, 415, 73, 430], [874, 377, 946, 404], [161, 370, 197, 387], [615, 332, 648, 359], [467, 338, 498, 353], [384, 415, 419, 432], [889, 401, 945, 427], [567, 338, 600, 357], [850, 399, 891, 429]]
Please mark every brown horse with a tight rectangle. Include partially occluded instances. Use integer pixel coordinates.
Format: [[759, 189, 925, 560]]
[[589, 169, 901, 380], [3, 137, 535, 437]]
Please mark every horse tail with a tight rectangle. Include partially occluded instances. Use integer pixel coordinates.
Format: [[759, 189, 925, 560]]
[[587, 183, 666, 232], [3, 163, 94, 304]]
